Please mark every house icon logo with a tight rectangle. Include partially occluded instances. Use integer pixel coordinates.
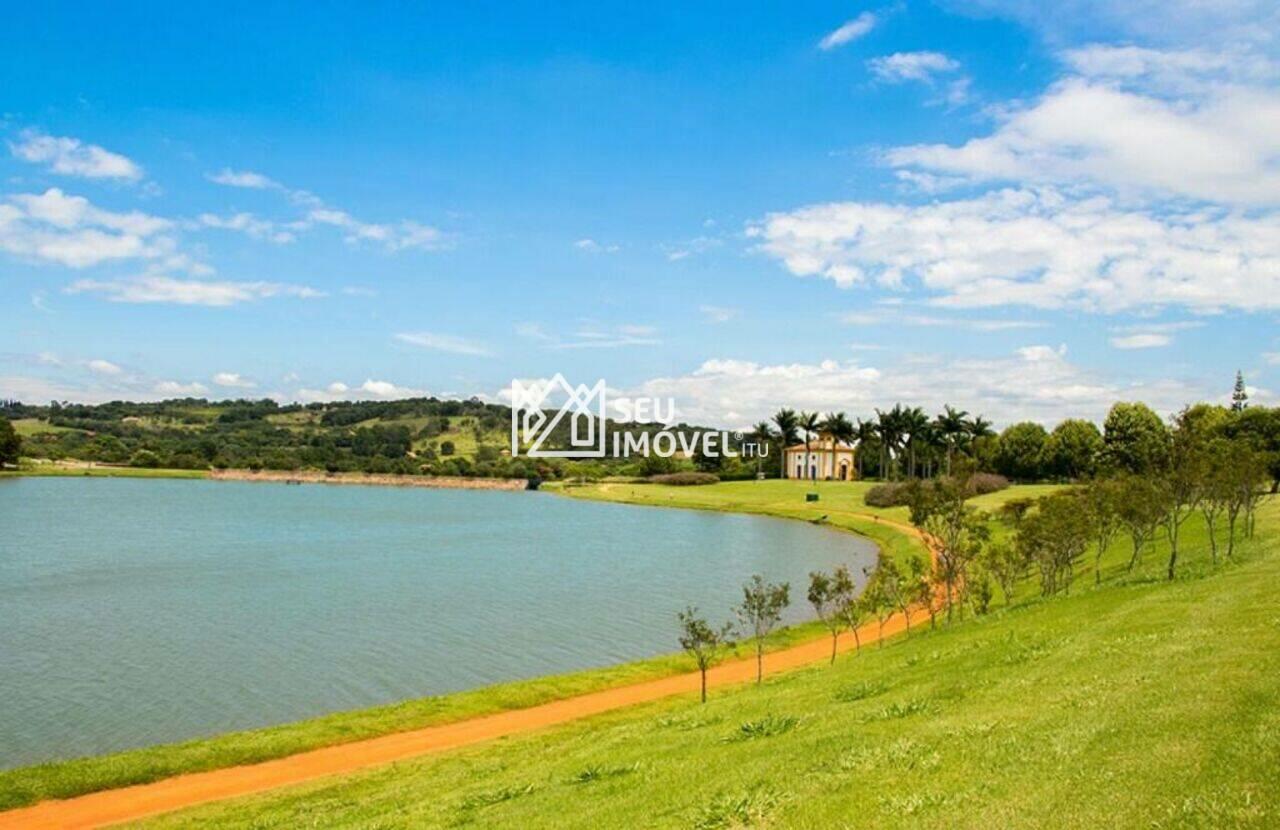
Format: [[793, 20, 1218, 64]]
[[510, 374, 608, 458]]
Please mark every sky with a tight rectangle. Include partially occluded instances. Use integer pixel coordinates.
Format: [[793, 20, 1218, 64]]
[[3, 1, 1279, 428]]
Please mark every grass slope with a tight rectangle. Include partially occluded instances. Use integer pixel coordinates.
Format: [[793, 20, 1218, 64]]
[[136, 495, 1280, 829]]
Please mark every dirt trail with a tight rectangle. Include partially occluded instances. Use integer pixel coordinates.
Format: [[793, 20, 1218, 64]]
[[2, 515, 928, 829]]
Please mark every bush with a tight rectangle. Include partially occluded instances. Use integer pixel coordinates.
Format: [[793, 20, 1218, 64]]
[[864, 482, 911, 507], [965, 472, 1010, 496], [648, 472, 719, 486]]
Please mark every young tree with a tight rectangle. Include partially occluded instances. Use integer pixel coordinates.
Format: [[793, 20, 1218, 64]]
[[980, 538, 1025, 604], [734, 575, 790, 684], [1116, 474, 1168, 572], [910, 557, 942, 628], [907, 472, 989, 621], [1082, 477, 1122, 583], [808, 567, 854, 664], [834, 566, 871, 652], [1162, 412, 1208, 580], [0, 418, 20, 467], [860, 563, 896, 646], [1018, 491, 1091, 595], [1199, 440, 1233, 563], [677, 607, 734, 704]]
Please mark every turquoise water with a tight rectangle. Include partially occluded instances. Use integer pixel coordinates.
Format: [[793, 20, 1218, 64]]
[[0, 477, 875, 768]]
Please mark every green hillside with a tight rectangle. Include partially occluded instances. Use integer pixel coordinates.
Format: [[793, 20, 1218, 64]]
[[124, 485, 1279, 829]]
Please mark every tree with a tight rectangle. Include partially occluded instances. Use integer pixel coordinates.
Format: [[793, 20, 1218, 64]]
[[1102, 402, 1170, 475], [734, 575, 790, 684], [1082, 477, 1122, 584], [1162, 410, 1208, 580], [751, 421, 775, 477], [908, 555, 941, 628], [854, 418, 878, 479], [1042, 419, 1103, 480], [1198, 439, 1233, 563], [980, 538, 1025, 604], [821, 412, 855, 478], [834, 566, 871, 651], [860, 561, 897, 646], [772, 408, 799, 479], [907, 474, 989, 621], [1116, 474, 1167, 572], [799, 411, 821, 481], [935, 405, 969, 476], [0, 418, 20, 467], [1018, 491, 1091, 595], [1231, 370, 1249, 411], [808, 567, 854, 664], [994, 422, 1048, 481], [875, 405, 905, 480], [677, 607, 733, 703]]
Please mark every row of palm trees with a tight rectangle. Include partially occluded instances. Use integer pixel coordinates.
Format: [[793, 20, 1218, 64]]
[[752, 404, 995, 481]]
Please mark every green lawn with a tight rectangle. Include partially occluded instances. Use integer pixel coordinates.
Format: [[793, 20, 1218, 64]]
[[130, 493, 1278, 829], [9, 418, 81, 437]]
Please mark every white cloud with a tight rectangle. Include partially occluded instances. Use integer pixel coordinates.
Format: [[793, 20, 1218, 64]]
[[750, 187, 1280, 312], [516, 322, 662, 349], [868, 51, 960, 83], [197, 212, 296, 244], [86, 359, 123, 375], [1110, 333, 1171, 349], [617, 344, 1209, 428], [573, 238, 619, 253], [213, 372, 256, 389], [10, 131, 143, 181], [699, 305, 740, 323], [819, 12, 877, 50], [0, 188, 176, 268], [294, 378, 425, 403], [206, 169, 280, 189], [153, 380, 209, 397], [885, 77, 1280, 206], [394, 331, 492, 356], [663, 235, 721, 261], [1263, 352, 1280, 365], [306, 209, 449, 252], [66, 275, 324, 306]]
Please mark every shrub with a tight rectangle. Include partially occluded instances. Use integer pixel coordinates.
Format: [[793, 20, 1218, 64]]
[[965, 472, 1010, 496], [864, 482, 911, 507], [649, 472, 719, 486]]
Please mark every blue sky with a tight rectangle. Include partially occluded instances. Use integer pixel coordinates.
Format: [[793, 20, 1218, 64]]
[[3, 1, 1278, 426]]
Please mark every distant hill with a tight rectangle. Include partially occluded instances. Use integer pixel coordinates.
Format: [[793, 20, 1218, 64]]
[[1, 397, 753, 480]]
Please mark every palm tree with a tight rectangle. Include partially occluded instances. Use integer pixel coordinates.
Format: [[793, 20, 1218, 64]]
[[968, 414, 994, 439], [772, 408, 799, 479], [875, 406, 904, 480], [901, 406, 930, 478], [821, 412, 855, 480], [854, 417, 877, 479], [799, 411, 821, 481], [751, 421, 775, 477], [935, 405, 969, 475]]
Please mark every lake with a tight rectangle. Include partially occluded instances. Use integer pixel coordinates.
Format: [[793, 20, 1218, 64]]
[[0, 477, 876, 768]]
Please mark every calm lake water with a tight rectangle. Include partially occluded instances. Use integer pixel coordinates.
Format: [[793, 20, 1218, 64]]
[[0, 477, 876, 768]]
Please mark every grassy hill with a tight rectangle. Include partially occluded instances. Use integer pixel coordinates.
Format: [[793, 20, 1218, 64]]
[[72, 483, 1280, 828]]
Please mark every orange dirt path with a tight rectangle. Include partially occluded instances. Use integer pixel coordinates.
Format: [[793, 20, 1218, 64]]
[[2, 515, 928, 830]]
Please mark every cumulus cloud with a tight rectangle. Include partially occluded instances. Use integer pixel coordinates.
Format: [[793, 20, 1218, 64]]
[[196, 212, 296, 244], [9, 131, 143, 181], [295, 378, 425, 403], [66, 275, 324, 306], [884, 76, 1280, 206], [0, 188, 176, 268], [618, 345, 1208, 428], [819, 12, 877, 50], [749, 187, 1280, 311], [86, 358, 123, 375], [573, 238, 619, 253], [153, 380, 209, 396], [394, 331, 492, 356], [213, 372, 256, 388]]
